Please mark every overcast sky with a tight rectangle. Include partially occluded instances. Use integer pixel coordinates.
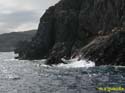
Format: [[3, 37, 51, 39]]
[[0, 0, 60, 34]]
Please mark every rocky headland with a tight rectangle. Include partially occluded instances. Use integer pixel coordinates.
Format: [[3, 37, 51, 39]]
[[0, 30, 36, 52], [15, 0, 125, 66]]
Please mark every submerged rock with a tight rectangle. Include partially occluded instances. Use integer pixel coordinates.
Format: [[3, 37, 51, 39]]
[[15, 0, 125, 65]]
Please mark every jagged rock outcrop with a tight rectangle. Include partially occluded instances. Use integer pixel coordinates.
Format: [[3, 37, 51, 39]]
[[81, 28, 125, 66], [15, 0, 125, 65]]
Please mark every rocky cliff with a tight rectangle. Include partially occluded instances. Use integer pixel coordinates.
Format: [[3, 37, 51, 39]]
[[15, 0, 125, 65], [81, 27, 125, 66]]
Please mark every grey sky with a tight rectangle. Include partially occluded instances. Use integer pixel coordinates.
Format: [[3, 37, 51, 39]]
[[0, 0, 60, 34]]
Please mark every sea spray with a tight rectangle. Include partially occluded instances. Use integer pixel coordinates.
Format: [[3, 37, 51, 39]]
[[56, 57, 95, 68]]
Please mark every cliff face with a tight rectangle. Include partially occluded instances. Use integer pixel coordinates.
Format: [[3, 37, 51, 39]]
[[15, 0, 125, 65], [81, 28, 125, 66]]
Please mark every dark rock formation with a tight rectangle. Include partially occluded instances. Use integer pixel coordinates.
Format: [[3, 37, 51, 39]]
[[81, 28, 125, 66], [15, 0, 125, 65]]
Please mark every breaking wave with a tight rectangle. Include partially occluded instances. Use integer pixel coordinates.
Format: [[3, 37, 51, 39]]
[[56, 57, 95, 68]]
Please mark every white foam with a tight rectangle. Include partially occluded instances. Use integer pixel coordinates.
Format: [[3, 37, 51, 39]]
[[57, 57, 95, 68]]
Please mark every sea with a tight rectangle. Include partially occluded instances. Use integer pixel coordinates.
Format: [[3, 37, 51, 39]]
[[0, 52, 125, 93]]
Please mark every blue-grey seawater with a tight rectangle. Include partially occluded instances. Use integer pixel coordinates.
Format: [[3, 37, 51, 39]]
[[0, 52, 125, 93]]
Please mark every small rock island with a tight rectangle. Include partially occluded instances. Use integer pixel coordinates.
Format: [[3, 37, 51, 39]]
[[14, 0, 125, 66]]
